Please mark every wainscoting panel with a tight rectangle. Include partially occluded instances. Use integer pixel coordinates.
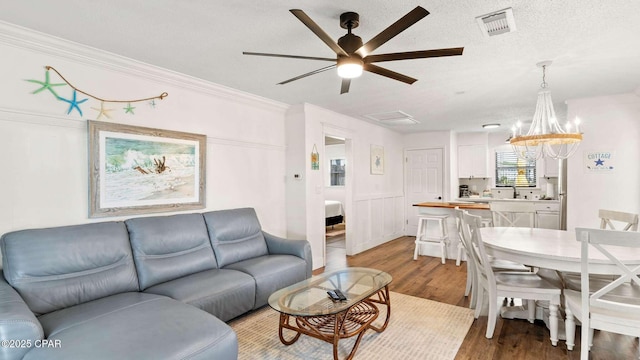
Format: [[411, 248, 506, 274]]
[[351, 194, 405, 255]]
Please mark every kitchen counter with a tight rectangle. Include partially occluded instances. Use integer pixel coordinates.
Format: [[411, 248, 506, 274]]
[[456, 198, 560, 204], [413, 201, 490, 210]]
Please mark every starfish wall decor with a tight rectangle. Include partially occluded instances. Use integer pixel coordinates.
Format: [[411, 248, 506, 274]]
[[58, 90, 89, 116], [25, 66, 168, 120]]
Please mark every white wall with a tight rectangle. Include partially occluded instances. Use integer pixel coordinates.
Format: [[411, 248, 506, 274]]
[[0, 23, 289, 249], [566, 92, 640, 229], [284, 105, 307, 240]]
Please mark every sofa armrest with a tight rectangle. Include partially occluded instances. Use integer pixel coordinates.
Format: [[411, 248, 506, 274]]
[[263, 232, 312, 279], [0, 272, 44, 360]]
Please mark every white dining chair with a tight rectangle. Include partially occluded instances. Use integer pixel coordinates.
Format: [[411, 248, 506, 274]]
[[490, 201, 536, 228], [599, 209, 639, 231], [563, 228, 640, 359], [562, 209, 640, 291], [454, 208, 530, 310], [485, 202, 536, 304], [454, 208, 477, 307], [462, 212, 561, 345]]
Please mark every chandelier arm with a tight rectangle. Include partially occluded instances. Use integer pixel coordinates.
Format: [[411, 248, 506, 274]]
[[544, 142, 581, 160]]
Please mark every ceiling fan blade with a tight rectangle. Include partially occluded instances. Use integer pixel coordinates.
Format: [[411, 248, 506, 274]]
[[340, 78, 351, 94], [364, 64, 417, 84], [277, 64, 337, 85], [364, 47, 464, 63], [243, 52, 336, 62], [290, 9, 349, 57], [356, 6, 429, 57]]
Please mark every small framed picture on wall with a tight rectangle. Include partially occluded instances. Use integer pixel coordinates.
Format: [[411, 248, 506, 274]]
[[370, 145, 384, 175]]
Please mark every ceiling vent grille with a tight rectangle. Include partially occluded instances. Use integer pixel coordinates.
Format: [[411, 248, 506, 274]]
[[363, 110, 419, 126], [476, 8, 516, 37]]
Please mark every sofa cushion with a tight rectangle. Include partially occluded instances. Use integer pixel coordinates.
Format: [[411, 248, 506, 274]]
[[0, 272, 44, 360], [144, 268, 255, 322], [203, 208, 269, 268], [126, 213, 218, 290], [29, 292, 237, 360], [225, 255, 308, 309], [0, 222, 139, 315]]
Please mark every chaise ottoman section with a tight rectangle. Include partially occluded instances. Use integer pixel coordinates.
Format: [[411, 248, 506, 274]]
[[143, 268, 255, 322], [28, 292, 237, 360]]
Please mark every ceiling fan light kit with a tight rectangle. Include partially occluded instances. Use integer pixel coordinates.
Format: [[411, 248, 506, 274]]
[[510, 61, 583, 160], [243, 6, 463, 94], [337, 57, 363, 78]]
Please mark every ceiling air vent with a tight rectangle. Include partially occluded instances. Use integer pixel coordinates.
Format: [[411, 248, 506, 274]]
[[476, 8, 516, 37], [363, 110, 419, 126]]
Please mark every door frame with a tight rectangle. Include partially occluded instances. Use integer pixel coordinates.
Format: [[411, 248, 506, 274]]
[[403, 147, 446, 236], [322, 125, 354, 265]]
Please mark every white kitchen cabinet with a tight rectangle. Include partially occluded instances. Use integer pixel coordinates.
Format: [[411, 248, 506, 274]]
[[458, 144, 488, 178], [535, 202, 560, 229], [543, 157, 560, 177]]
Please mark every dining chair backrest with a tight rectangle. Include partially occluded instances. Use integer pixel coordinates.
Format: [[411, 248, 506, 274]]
[[576, 227, 640, 336], [576, 228, 640, 308], [455, 208, 474, 260], [454, 207, 467, 249], [598, 209, 639, 231], [455, 207, 480, 303], [490, 201, 536, 228], [462, 212, 495, 288]]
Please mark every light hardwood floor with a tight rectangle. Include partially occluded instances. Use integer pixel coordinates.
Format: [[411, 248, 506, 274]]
[[318, 235, 638, 360]]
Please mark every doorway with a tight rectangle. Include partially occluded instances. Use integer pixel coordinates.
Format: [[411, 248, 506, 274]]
[[324, 133, 352, 270], [405, 148, 444, 236]]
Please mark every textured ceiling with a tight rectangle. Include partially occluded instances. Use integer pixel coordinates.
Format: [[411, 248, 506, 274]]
[[2, 1, 640, 133]]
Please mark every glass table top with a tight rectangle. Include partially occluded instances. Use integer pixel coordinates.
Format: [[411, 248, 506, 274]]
[[268, 267, 392, 317]]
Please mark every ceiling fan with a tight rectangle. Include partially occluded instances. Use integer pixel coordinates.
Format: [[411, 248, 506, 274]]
[[243, 6, 464, 94]]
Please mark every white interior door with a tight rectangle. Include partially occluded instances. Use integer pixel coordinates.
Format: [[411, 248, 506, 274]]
[[405, 148, 443, 236]]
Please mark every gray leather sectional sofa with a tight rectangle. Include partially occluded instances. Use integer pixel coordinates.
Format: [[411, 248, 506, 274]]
[[0, 208, 312, 360]]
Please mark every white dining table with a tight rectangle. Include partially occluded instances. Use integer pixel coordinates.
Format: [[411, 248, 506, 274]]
[[480, 227, 640, 275]]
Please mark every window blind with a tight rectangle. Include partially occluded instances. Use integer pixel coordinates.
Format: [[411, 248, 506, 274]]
[[495, 151, 536, 187]]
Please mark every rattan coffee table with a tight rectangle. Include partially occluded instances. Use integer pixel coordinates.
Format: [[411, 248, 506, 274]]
[[268, 267, 392, 360]]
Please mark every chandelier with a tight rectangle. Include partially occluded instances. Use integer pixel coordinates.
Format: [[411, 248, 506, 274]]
[[510, 61, 582, 160]]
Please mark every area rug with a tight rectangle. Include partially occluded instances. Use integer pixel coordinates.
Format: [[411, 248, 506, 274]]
[[229, 291, 474, 360]]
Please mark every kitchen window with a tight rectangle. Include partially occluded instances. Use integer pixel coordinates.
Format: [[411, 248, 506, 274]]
[[495, 151, 536, 187]]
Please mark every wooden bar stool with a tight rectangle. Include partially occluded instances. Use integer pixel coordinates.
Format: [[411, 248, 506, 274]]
[[413, 214, 449, 264]]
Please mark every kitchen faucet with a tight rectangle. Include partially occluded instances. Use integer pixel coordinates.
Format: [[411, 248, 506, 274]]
[[511, 185, 519, 199]]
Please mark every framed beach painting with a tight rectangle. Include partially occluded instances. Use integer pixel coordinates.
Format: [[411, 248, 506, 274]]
[[88, 120, 206, 218], [370, 144, 384, 175]]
